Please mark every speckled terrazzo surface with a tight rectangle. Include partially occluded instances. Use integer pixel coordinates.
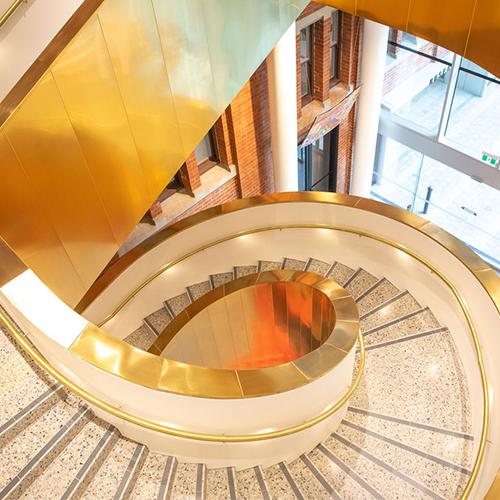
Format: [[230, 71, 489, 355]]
[[0, 255, 476, 500]]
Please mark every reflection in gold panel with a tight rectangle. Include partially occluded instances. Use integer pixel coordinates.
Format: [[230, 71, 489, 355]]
[[356, 0, 410, 31], [51, 16, 152, 243], [152, 0, 219, 159], [201, 0, 248, 110], [4, 73, 118, 290], [407, 0, 476, 55], [0, 132, 86, 303], [97, 0, 186, 198], [465, 0, 500, 80]]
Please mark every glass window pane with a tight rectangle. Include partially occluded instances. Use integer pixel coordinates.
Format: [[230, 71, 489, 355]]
[[194, 133, 213, 163], [331, 11, 339, 44], [312, 137, 329, 185], [300, 27, 310, 60], [383, 33, 452, 132], [445, 58, 500, 160], [301, 62, 311, 96], [414, 156, 500, 267]]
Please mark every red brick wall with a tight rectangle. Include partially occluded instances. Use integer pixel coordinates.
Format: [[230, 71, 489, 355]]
[[179, 152, 201, 193], [314, 17, 330, 103], [298, 1, 324, 20]]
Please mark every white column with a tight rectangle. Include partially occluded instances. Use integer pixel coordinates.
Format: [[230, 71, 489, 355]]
[[267, 24, 298, 192], [351, 20, 389, 197]]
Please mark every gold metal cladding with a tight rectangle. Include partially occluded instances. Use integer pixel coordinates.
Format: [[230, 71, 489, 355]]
[[0, 237, 27, 289], [78, 192, 492, 499], [152, 272, 348, 383], [0, 304, 365, 442]]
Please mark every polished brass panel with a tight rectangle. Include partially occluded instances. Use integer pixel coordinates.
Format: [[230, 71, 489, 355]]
[[70, 324, 163, 389], [320, 0, 356, 15], [293, 343, 346, 381], [357, 0, 410, 31], [97, 0, 186, 199], [236, 363, 308, 397], [4, 73, 118, 290], [0, 132, 86, 304], [407, 0, 476, 55], [286, 281, 303, 358], [149, 310, 190, 355], [152, 0, 219, 159], [465, 0, 500, 80], [224, 291, 250, 367], [299, 284, 312, 357], [201, 0, 248, 110], [51, 16, 152, 244], [0, 237, 27, 288]]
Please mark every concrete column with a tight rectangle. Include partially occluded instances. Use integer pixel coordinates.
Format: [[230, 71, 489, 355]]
[[351, 20, 389, 197], [268, 24, 298, 192]]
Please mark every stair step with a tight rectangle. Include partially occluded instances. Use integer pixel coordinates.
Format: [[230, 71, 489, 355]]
[[115, 443, 149, 500], [210, 272, 235, 289], [144, 307, 173, 336], [22, 416, 111, 499], [164, 292, 191, 317], [281, 257, 307, 271], [346, 407, 474, 470], [206, 467, 233, 500], [170, 462, 200, 500], [235, 466, 267, 500], [336, 420, 469, 499], [0, 403, 90, 498], [128, 452, 172, 500], [186, 281, 212, 302], [157, 456, 177, 500], [360, 291, 421, 332], [84, 433, 140, 499], [124, 324, 157, 351], [350, 330, 472, 435], [304, 258, 332, 277], [344, 268, 379, 301], [356, 278, 400, 316], [234, 265, 258, 279], [263, 463, 298, 500], [327, 262, 356, 286], [363, 307, 441, 347], [257, 260, 282, 272]]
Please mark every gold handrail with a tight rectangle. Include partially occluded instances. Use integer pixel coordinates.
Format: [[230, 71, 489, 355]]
[[0, 0, 24, 29], [0, 305, 365, 441]]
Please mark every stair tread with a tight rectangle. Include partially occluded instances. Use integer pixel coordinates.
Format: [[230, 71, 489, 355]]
[[258, 260, 282, 272], [234, 265, 258, 279], [165, 292, 191, 317], [129, 452, 171, 500], [345, 269, 379, 300], [187, 280, 212, 302], [263, 463, 297, 500], [124, 324, 157, 351], [171, 462, 198, 499], [210, 272, 235, 289], [305, 258, 332, 277], [282, 257, 307, 270], [357, 278, 400, 316], [327, 262, 356, 286], [145, 307, 173, 335], [336, 421, 469, 499], [235, 466, 265, 500], [206, 467, 232, 500]]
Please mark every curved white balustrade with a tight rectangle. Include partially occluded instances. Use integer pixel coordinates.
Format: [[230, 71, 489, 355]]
[[0, 195, 499, 494]]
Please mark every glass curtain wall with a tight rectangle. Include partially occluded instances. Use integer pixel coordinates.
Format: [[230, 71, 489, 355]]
[[375, 31, 500, 270]]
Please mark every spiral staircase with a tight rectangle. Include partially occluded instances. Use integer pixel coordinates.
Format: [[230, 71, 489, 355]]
[[0, 252, 473, 499]]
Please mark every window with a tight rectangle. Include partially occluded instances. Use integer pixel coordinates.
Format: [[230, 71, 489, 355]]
[[195, 128, 219, 174], [300, 25, 313, 106], [329, 10, 341, 85]]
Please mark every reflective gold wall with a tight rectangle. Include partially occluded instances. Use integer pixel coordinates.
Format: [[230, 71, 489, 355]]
[[0, 0, 308, 306], [321, 0, 500, 79]]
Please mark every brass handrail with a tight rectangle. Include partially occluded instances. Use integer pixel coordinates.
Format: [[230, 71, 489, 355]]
[[0, 0, 24, 29], [0, 304, 365, 441]]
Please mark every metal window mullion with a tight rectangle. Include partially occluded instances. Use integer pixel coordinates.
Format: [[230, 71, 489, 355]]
[[437, 54, 461, 143]]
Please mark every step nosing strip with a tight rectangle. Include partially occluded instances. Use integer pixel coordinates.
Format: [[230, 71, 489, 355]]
[[0, 383, 61, 436], [113, 444, 145, 500], [300, 454, 341, 500], [1, 407, 89, 498], [196, 463, 204, 499], [254, 466, 271, 500], [360, 290, 409, 320], [278, 462, 305, 500], [157, 456, 174, 500], [347, 406, 474, 440], [362, 306, 430, 336], [331, 434, 446, 500], [343, 267, 362, 288], [317, 444, 385, 500], [341, 419, 472, 475], [355, 277, 386, 303], [227, 468, 237, 500], [364, 327, 448, 351], [163, 300, 176, 318]]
